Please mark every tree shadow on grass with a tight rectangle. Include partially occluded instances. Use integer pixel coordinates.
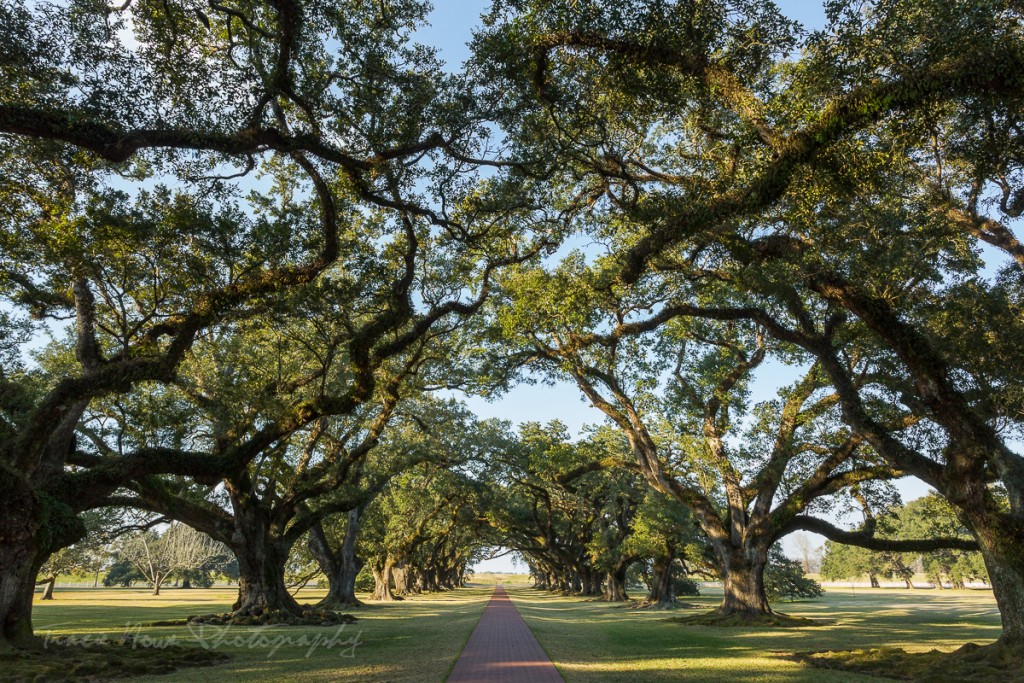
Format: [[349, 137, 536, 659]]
[[0, 638, 228, 682], [790, 641, 1024, 682]]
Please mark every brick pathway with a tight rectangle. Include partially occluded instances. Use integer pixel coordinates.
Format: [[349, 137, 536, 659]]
[[447, 585, 564, 683]]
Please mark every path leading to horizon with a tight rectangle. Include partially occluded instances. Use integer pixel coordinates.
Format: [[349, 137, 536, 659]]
[[447, 585, 564, 683]]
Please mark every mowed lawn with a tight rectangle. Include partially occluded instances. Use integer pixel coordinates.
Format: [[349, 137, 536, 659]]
[[506, 585, 1003, 683], [30, 581, 1000, 682], [31, 584, 491, 682]]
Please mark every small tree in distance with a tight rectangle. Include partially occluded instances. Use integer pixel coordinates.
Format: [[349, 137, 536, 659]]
[[117, 524, 225, 596]]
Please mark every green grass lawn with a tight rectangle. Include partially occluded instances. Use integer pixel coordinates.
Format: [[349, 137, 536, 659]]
[[466, 572, 533, 585], [506, 585, 1003, 682], [28, 582, 1003, 682], [30, 585, 491, 682]]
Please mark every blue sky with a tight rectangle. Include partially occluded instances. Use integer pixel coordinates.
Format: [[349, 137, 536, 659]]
[[421, 0, 829, 69], [413, 2, 939, 572]]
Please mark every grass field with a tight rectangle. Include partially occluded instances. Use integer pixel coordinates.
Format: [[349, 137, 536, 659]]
[[466, 572, 533, 585], [27, 581, 1002, 682], [508, 585, 1003, 682], [30, 585, 490, 682]]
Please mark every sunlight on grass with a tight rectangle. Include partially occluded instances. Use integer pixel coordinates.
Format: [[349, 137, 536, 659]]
[[27, 583, 1005, 682], [507, 586, 1002, 682], [32, 586, 491, 682]]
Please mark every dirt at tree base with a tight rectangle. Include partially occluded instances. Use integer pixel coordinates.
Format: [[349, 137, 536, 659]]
[[0, 638, 228, 682], [667, 610, 831, 627], [790, 641, 1024, 682]]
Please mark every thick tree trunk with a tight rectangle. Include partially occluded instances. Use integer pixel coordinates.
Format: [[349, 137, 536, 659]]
[[646, 555, 676, 608], [0, 479, 83, 649], [228, 522, 299, 616], [393, 564, 410, 595], [232, 542, 300, 616], [923, 455, 1024, 644], [583, 567, 603, 596], [371, 560, 396, 601], [406, 566, 422, 593], [971, 522, 1024, 644], [427, 567, 443, 592], [717, 548, 771, 617], [0, 558, 40, 649], [308, 512, 363, 609], [602, 564, 629, 602], [869, 574, 880, 588], [226, 483, 301, 617]]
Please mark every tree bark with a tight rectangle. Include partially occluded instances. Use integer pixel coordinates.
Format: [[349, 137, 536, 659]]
[[968, 517, 1024, 644], [579, 567, 600, 596], [370, 560, 396, 601], [602, 563, 630, 602], [231, 541, 299, 615], [0, 557, 41, 649], [718, 550, 771, 616], [646, 555, 676, 608], [0, 478, 84, 648], [393, 563, 410, 595], [309, 511, 363, 609], [228, 510, 300, 616]]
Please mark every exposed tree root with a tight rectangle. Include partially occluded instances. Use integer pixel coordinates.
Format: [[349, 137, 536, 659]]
[[790, 641, 1024, 682], [667, 610, 829, 627], [0, 638, 228, 682]]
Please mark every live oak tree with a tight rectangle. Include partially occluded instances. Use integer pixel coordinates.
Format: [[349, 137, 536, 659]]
[[898, 496, 990, 589], [307, 508, 365, 609], [534, 424, 644, 599], [485, 422, 632, 597], [475, 0, 1024, 640], [623, 489, 710, 608], [0, 0, 547, 646], [52, 201, 531, 622], [105, 346, 483, 620], [36, 534, 105, 600], [326, 414, 502, 603], [495, 265, 946, 618], [0, 179, 318, 646], [483, 421, 706, 603], [359, 457, 491, 601]]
